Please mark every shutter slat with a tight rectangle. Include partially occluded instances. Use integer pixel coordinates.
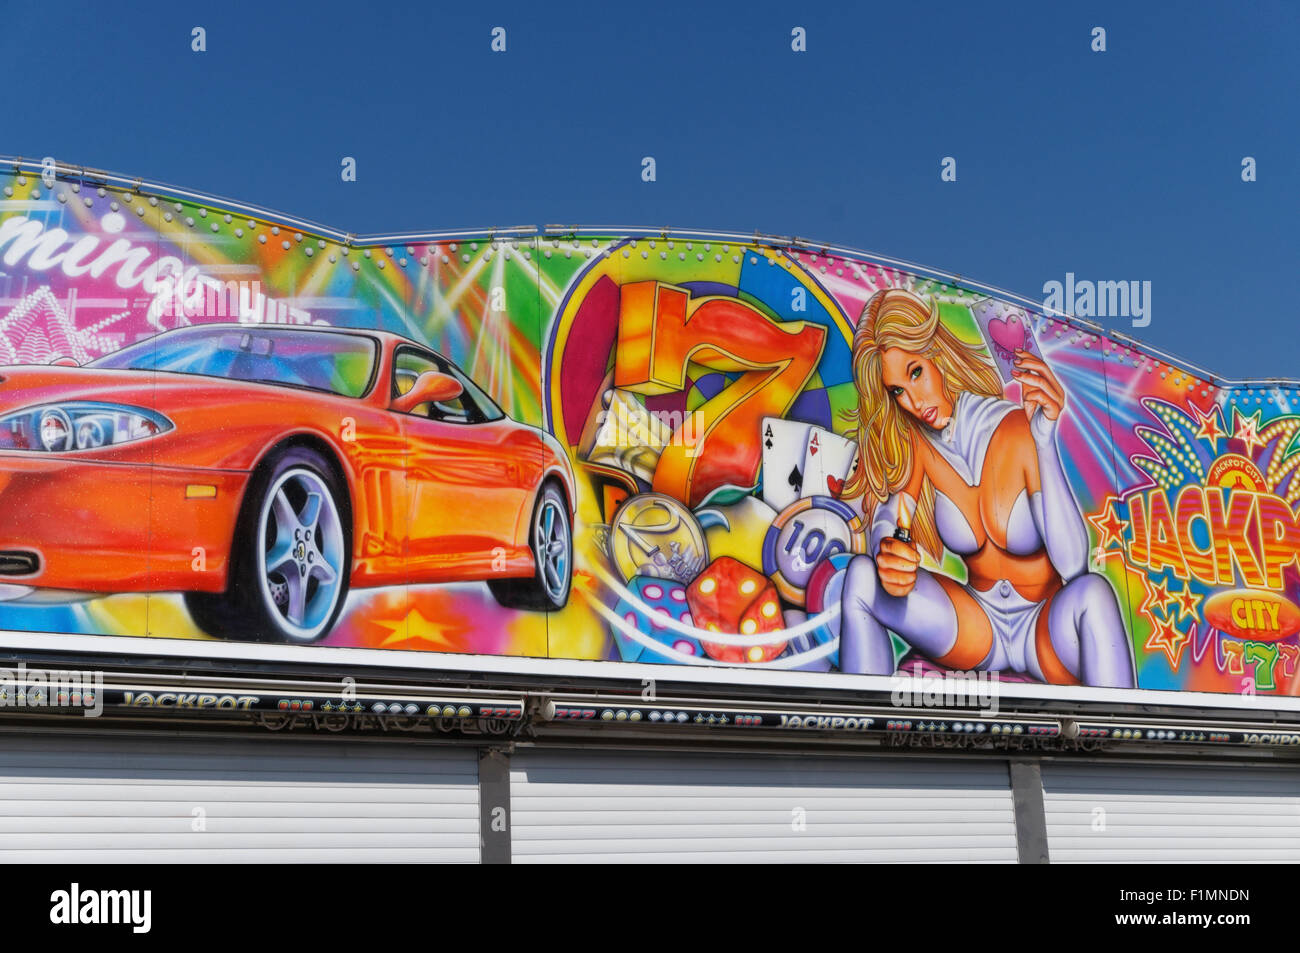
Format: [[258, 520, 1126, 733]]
[[0, 734, 479, 862], [1044, 762, 1300, 862], [512, 751, 1017, 863]]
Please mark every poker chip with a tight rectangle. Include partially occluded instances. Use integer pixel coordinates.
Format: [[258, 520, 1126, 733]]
[[762, 496, 866, 606], [806, 551, 854, 615], [785, 552, 853, 669]]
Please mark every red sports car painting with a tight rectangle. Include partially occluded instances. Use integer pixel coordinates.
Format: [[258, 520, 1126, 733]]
[[0, 325, 576, 643]]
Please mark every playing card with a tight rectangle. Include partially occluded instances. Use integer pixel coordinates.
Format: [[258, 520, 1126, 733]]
[[801, 426, 858, 499], [760, 417, 812, 511], [971, 297, 1040, 386]]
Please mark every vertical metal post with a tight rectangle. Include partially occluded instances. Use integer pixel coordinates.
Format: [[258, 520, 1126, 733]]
[[1008, 759, 1050, 864], [478, 748, 512, 864]]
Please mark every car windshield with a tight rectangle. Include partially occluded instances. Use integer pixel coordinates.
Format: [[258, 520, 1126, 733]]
[[89, 326, 377, 398]]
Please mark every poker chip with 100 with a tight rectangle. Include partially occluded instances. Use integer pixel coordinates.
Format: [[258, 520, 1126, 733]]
[[762, 495, 866, 606]]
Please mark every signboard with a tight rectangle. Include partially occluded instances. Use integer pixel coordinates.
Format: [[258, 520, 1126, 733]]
[[1, 161, 1297, 706]]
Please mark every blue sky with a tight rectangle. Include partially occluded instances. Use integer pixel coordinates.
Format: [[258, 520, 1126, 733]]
[[1, 0, 1293, 379]]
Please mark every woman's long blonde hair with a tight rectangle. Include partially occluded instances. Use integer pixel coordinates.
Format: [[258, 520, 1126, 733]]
[[842, 289, 1003, 560]]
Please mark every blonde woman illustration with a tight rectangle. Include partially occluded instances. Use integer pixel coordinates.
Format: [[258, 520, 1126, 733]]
[[838, 288, 1135, 687]]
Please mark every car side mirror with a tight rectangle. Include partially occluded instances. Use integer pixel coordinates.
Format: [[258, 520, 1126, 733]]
[[391, 370, 464, 414]]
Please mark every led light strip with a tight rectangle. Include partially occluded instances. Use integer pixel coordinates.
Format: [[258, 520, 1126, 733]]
[[1071, 722, 1300, 746], [543, 700, 1060, 736], [7, 677, 1300, 747], [0, 682, 525, 721]]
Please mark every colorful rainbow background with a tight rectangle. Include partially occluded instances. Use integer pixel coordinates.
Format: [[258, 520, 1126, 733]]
[[1, 164, 1298, 700]]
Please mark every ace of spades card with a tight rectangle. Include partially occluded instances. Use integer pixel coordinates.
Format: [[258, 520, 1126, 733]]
[[760, 417, 812, 511]]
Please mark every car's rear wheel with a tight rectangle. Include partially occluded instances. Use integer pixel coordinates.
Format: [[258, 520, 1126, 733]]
[[185, 446, 351, 643], [488, 483, 571, 611]]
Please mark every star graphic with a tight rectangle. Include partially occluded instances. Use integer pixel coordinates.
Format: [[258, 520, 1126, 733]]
[[1145, 613, 1189, 670], [1140, 575, 1178, 618], [371, 608, 466, 651], [1173, 584, 1201, 624], [1086, 496, 1129, 550], [570, 568, 600, 597], [1191, 403, 1225, 446], [1233, 407, 1266, 457]]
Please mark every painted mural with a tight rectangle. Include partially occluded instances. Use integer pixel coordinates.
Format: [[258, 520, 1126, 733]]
[[0, 162, 1297, 700]]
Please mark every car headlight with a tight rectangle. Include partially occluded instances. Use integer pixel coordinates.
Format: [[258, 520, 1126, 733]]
[[0, 402, 173, 452]]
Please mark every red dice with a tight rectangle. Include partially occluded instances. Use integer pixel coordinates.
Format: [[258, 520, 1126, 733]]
[[685, 556, 787, 663]]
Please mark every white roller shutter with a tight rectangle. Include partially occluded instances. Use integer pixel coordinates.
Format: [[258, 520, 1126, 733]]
[[1043, 760, 1300, 862], [0, 730, 479, 863], [511, 749, 1018, 863]]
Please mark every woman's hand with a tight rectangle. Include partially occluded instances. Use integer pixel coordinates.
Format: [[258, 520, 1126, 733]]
[[876, 536, 919, 597], [1012, 348, 1065, 423]]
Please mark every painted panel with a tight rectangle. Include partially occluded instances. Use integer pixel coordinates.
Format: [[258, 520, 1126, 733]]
[[1, 163, 1297, 704]]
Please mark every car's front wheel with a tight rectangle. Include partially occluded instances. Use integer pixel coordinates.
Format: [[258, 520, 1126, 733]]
[[186, 446, 351, 643], [488, 483, 571, 611]]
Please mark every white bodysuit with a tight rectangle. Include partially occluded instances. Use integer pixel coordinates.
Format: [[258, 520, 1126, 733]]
[[839, 390, 1136, 687]]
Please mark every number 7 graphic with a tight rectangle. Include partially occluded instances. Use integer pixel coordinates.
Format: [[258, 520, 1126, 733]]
[[615, 280, 826, 507]]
